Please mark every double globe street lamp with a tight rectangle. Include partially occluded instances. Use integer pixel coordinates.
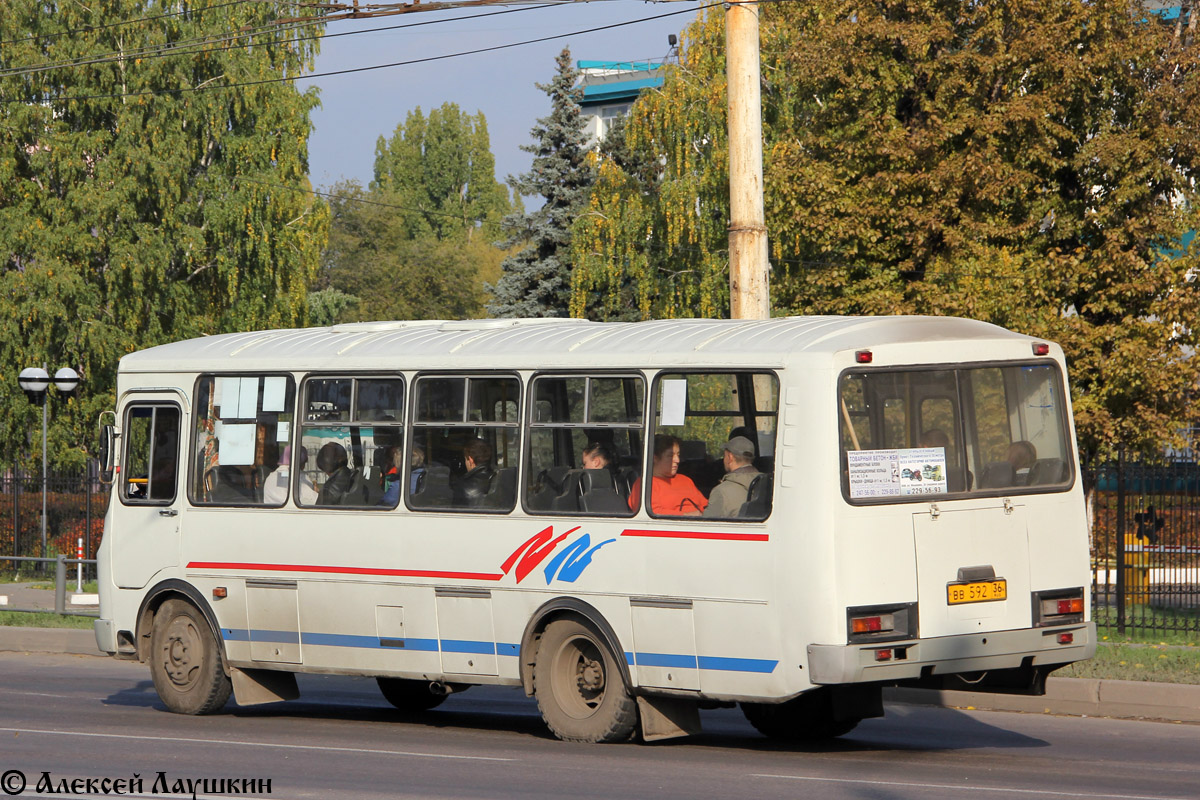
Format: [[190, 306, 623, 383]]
[[18, 365, 80, 561]]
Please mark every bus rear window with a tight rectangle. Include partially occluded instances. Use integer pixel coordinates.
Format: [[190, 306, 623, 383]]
[[839, 363, 1072, 501]]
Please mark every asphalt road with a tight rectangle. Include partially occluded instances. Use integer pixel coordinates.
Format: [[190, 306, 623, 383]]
[[1, 652, 1198, 800]]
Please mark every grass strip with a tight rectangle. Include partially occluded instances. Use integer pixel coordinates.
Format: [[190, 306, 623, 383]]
[[1056, 641, 1200, 684], [0, 610, 95, 629]]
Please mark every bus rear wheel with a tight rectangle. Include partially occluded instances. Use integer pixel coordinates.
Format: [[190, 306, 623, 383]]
[[376, 678, 447, 712], [534, 619, 637, 743], [149, 599, 232, 715], [741, 690, 859, 740]]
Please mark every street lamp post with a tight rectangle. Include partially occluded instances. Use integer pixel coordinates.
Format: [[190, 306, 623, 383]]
[[18, 365, 80, 563]]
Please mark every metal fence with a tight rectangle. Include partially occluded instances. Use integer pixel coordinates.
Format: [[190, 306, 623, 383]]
[[0, 467, 107, 579], [1087, 456, 1200, 636]]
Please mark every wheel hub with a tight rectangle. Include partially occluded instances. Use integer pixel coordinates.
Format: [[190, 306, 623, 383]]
[[576, 656, 605, 694]]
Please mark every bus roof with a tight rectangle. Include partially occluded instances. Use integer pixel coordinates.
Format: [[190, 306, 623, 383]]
[[118, 316, 1036, 373]]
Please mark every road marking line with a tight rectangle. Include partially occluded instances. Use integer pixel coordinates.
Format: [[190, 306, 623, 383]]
[[0, 690, 74, 699], [749, 774, 1188, 800], [0, 727, 514, 762]]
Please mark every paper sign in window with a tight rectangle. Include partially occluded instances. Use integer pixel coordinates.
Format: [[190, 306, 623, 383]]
[[237, 377, 259, 419], [219, 424, 256, 466], [276, 420, 290, 442], [660, 380, 688, 426], [216, 377, 238, 413], [262, 377, 287, 412]]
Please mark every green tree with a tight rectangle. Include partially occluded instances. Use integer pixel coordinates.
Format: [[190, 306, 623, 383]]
[[317, 179, 506, 322], [372, 103, 512, 241], [489, 47, 595, 318], [572, 0, 1200, 456], [318, 103, 514, 323], [0, 0, 329, 467]]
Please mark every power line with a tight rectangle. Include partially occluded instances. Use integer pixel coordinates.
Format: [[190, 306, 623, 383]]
[[0, 4, 554, 80], [36, 3, 715, 104]]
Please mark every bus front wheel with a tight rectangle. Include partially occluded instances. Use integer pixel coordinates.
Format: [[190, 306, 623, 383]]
[[149, 599, 232, 715], [376, 678, 447, 712], [534, 618, 637, 743], [741, 690, 859, 740]]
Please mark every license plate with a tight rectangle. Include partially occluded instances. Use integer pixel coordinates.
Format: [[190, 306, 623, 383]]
[[947, 579, 1007, 605]]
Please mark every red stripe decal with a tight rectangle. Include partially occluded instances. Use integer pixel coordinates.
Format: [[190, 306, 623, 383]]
[[187, 562, 504, 581], [620, 529, 769, 542]]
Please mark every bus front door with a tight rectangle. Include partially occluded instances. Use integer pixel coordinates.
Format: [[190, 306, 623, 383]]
[[113, 396, 185, 589]]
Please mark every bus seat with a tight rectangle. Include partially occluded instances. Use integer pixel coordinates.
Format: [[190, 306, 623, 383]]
[[528, 466, 570, 511], [679, 440, 707, 461], [413, 464, 453, 507], [737, 474, 773, 518], [206, 465, 256, 503], [579, 469, 627, 514], [615, 466, 639, 498], [481, 467, 517, 509], [979, 461, 1015, 489], [1029, 458, 1068, 486], [754, 455, 775, 474], [551, 470, 584, 512]]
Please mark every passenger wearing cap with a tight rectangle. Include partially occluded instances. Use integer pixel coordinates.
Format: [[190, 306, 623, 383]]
[[703, 435, 762, 518]]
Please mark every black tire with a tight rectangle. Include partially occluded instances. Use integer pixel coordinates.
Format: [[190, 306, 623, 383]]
[[533, 618, 638, 743], [376, 678, 447, 712], [149, 599, 232, 715], [741, 690, 859, 741]]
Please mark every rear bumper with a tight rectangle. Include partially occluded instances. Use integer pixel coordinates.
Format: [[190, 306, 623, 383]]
[[807, 622, 1096, 685]]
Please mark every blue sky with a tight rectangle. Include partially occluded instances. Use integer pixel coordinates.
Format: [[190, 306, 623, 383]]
[[299, 1, 697, 195]]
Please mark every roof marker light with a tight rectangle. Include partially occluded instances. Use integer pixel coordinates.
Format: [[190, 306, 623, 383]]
[[856, 350, 873, 364], [1033, 343, 1050, 356]]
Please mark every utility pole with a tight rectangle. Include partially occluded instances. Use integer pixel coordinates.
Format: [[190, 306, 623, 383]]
[[725, 0, 770, 320]]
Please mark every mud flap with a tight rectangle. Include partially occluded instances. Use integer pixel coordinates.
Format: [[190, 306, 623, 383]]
[[230, 667, 300, 706], [637, 695, 702, 742]]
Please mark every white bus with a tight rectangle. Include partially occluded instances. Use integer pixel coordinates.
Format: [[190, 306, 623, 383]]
[[95, 316, 1095, 743]]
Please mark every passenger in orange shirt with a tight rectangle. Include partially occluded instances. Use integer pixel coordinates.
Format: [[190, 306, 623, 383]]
[[628, 434, 708, 516]]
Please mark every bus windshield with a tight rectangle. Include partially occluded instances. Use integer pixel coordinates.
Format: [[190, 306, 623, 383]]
[[839, 363, 1073, 501]]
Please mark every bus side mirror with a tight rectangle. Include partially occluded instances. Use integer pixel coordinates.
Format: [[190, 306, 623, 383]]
[[98, 422, 117, 484]]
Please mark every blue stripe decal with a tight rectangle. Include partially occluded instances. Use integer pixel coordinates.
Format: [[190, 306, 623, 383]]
[[635, 652, 699, 669], [440, 639, 496, 655], [220, 630, 773, 673], [697, 656, 779, 674], [249, 629, 299, 645]]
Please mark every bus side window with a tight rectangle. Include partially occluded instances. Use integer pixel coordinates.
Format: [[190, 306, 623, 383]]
[[122, 405, 180, 504], [650, 371, 778, 521], [190, 375, 296, 507], [410, 375, 520, 513], [523, 374, 643, 517], [295, 376, 404, 509]]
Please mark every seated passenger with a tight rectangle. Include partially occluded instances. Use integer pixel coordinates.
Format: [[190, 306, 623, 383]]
[[703, 436, 762, 518], [582, 441, 618, 478], [316, 442, 360, 505], [1008, 440, 1037, 481], [453, 438, 495, 507], [628, 434, 707, 516], [409, 446, 427, 495], [377, 446, 402, 507]]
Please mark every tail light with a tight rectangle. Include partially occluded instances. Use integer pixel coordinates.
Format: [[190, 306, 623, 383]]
[[847, 602, 918, 643], [1033, 588, 1085, 627]]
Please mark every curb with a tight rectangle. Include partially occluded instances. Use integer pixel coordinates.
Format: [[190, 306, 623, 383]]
[[0, 626, 103, 657], [886, 677, 1200, 723]]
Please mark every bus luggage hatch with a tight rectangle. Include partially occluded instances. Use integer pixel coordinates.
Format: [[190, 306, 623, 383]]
[[913, 504, 1032, 639]]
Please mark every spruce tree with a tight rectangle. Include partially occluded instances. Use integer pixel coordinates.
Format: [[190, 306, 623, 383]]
[[488, 48, 595, 318]]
